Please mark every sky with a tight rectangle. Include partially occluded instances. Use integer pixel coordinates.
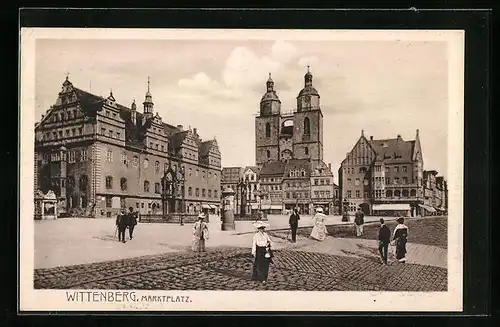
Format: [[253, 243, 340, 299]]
[[35, 38, 449, 183]]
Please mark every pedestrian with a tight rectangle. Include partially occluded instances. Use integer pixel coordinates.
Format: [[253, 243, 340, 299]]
[[289, 208, 300, 243], [310, 207, 327, 241], [378, 218, 391, 265], [354, 208, 365, 237], [127, 207, 138, 240], [251, 220, 273, 283], [192, 213, 209, 252], [392, 217, 409, 263], [115, 209, 128, 243]]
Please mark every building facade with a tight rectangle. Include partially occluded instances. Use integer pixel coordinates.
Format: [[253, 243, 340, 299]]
[[254, 69, 335, 215], [221, 166, 261, 215], [34, 76, 221, 218], [338, 130, 425, 217]]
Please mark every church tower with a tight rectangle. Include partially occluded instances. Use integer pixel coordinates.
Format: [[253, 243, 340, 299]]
[[255, 73, 281, 166], [143, 76, 154, 120], [293, 67, 323, 168]]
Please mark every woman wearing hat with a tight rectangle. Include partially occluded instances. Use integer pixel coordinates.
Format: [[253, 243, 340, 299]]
[[392, 217, 409, 263], [310, 207, 327, 241], [251, 221, 273, 283], [192, 213, 209, 252]]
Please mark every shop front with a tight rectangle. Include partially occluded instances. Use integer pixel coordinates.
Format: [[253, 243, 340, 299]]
[[418, 204, 437, 216], [372, 203, 411, 217]]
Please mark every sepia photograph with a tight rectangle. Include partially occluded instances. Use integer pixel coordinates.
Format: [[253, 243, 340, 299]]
[[20, 28, 464, 312]]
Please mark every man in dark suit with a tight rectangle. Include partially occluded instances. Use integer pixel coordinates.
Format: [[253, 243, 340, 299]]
[[378, 218, 391, 265], [354, 208, 365, 236], [127, 206, 138, 240], [289, 208, 300, 243], [116, 209, 128, 243]]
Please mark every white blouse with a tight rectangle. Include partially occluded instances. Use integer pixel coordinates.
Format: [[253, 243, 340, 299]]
[[252, 231, 273, 256]]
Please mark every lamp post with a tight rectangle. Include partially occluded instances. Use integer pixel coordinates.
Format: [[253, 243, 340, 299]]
[[176, 166, 186, 226], [342, 198, 350, 222]]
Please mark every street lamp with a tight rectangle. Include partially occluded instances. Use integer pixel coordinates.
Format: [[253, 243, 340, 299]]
[[176, 166, 186, 226], [342, 198, 350, 222]]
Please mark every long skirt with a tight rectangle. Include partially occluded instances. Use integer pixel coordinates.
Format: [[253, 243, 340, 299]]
[[395, 238, 407, 260], [310, 223, 326, 241], [192, 237, 206, 252], [252, 246, 271, 282]]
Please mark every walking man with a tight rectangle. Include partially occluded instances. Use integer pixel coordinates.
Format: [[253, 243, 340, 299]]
[[127, 206, 138, 240], [116, 209, 128, 243], [354, 208, 365, 237], [289, 208, 300, 243], [378, 218, 391, 264]]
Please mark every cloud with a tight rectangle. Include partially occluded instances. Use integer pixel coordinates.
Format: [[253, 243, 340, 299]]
[[297, 55, 319, 68]]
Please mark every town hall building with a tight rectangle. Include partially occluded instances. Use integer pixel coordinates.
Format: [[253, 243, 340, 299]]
[[34, 76, 222, 218]]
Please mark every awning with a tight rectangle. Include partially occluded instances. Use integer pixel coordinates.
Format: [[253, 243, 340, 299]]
[[372, 204, 411, 211], [418, 204, 436, 213], [201, 204, 218, 209], [270, 205, 282, 210], [251, 203, 260, 209]]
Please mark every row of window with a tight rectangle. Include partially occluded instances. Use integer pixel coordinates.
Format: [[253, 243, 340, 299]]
[[43, 127, 84, 141], [313, 178, 330, 186], [288, 169, 306, 177], [264, 118, 311, 138], [104, 176, 219, 198], [105, 150, 218, 179], [267, 147, 309, 159], [345, 189, 418, 199], [100, 127, 122, 140], [344, 165, 410, 174], [50, 109, 82, 122], [285, 191, 309, 199]]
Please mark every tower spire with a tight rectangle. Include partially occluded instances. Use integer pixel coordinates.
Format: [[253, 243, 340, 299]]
[[147, 76, 150, 92], [143, 76, 154, 117]]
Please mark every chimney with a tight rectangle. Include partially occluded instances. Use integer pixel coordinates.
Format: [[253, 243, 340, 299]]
[[193, 128, 198, 136], [370, 136, 373, 141], [177, 125, 183, 131], [328, 163, 332, 170], [397, 134, 401, 138]]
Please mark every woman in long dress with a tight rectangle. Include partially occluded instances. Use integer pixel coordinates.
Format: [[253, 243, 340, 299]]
[[310, 207, 327, 241], [192, 213, 209, 252], [251, 221, 273, 283], [392, 217, 409, 263]]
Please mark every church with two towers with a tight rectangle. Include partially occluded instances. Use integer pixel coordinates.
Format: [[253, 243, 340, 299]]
[[255, 69, 337, 215]]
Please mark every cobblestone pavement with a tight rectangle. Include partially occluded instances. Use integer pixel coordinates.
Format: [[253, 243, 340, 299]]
[[297, 216, 448, 249], [35, 247, 447, 292]]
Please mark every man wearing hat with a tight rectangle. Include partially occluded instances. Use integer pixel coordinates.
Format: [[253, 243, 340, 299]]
[[192, 213, 209, 252], [251, 220, 273, 283], [378, 218, 391, 264], [392, 217, 409, 263], [115, 209, 128, 243], [288, 208, 300, 243], [127, 206, 138, 240], [354, 207, 365, 237]]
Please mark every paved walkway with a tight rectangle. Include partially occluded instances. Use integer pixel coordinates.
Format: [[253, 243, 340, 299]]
[[34, 215, 447, 269]]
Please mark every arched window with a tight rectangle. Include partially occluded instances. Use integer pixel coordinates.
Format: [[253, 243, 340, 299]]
[[394, 190, 401, 197], [105, 176, 113, 189], [265, 123, 271, 138], [120, 177, 127, 191], [402, 190, 409, 197], [144, 180, 150, 192], [304, 117, 311, 135], [266, 150, 270, 158], [202, 189, 206, 197], [208, 189, 212, 197], [155, 161, 160, 173], [386, 190, 393, 198], [188, 187, 192, 196], [410, 189, 417, 197], [305, 147, 309, 155]]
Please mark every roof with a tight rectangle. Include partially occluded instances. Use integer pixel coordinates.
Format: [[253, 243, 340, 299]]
[[260, 161, 286, 176], [298, 85, 319, 97], [199, 140, 215, 157], [260, 91, 281, 102], [169, 131, 189, 150], [244, 166, 260, 174], [369, 137, 415, 163], [284, 159, 311, 177]]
